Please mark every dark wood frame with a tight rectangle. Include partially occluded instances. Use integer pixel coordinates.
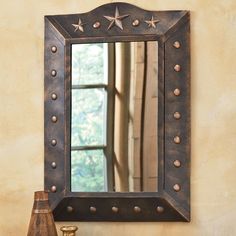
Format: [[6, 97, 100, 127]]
[[44, 2, 190, 222]]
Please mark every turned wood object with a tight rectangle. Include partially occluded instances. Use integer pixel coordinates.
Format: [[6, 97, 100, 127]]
[[27, 191, 58, 236]]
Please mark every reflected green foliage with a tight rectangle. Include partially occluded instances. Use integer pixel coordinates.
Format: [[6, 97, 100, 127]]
[[71, 150, 106, 192], [71, 89, 105, 146], [72, 43, 107, 85]]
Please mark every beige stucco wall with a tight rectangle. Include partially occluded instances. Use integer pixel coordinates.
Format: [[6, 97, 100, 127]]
[[1, 0, 236, 235]]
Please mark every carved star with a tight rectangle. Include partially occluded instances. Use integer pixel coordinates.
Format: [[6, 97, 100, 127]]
[[104, 7, 129, 30], [145, 16, 160, 28], [72, 18, 85, 32]]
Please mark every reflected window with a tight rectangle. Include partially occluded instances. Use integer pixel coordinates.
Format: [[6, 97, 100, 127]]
[[71, 43, 109, 192]]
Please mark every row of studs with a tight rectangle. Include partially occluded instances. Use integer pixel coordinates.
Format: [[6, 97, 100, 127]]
[[66, 205, 165, 214], [49, 45, 59, 193], [172, 40, 182, 193]]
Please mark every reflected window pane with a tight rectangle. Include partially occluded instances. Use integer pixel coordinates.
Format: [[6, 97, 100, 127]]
[[71, 88, 106, 146], [72, 43, 108, 85], [71, 150, 106, 192]]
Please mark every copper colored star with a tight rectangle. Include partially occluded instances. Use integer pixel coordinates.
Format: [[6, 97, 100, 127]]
[[145, 16, 160, 28], [72, 18, 85, 32], [104, 7, 129, 30]]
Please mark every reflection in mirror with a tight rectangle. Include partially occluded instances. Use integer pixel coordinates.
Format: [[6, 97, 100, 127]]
[[71, 41, 158, 193]]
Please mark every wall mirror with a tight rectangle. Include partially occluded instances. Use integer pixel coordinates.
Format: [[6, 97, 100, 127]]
[[44, 2, 190, 222]]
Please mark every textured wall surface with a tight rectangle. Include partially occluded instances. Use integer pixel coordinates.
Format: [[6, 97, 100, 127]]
[[0, 0, 236, 235]]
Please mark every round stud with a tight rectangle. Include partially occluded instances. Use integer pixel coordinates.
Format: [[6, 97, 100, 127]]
[[51, 93, 57, 100], [51, 139, 57, 146], [90, 206, 97, 213], [134, 206, 141, 213], [173, 112, 181, 120], [93, 21, 101, 29], [174, 136, 181, 144], [174, 88, 181, 96], [156, 206, 164, 213], [51, 115, 58, 123], [112, 206, 119, 213], [51, 186, 57, 192], [173, 41, 181, 49], [51, 70, 57, 77], [67, 206, 74, 213], [173, 184, 181, 192], [173, 160, 181, 168], [51, 162, 57, 169], [51, 46, 57, 53], [132, 19, 140, 27], [174, 64, 181, 72]]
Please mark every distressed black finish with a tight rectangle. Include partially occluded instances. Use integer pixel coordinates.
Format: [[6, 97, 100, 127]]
[[44, 2, 190, 222]]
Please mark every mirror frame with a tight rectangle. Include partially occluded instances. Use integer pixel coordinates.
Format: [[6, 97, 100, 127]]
[[44, 2, 190, 222]]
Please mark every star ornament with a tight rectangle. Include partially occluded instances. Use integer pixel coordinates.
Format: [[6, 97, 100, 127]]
[[72, 18, 85, 32], [145, 16, 160, 28], [104, 7, 129, 30]]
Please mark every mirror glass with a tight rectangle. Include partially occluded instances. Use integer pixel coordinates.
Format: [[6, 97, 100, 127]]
[[71, 41, 158, 192]]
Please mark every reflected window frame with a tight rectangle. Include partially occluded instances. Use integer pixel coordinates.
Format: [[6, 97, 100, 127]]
[[71, 43, 115, 192]]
